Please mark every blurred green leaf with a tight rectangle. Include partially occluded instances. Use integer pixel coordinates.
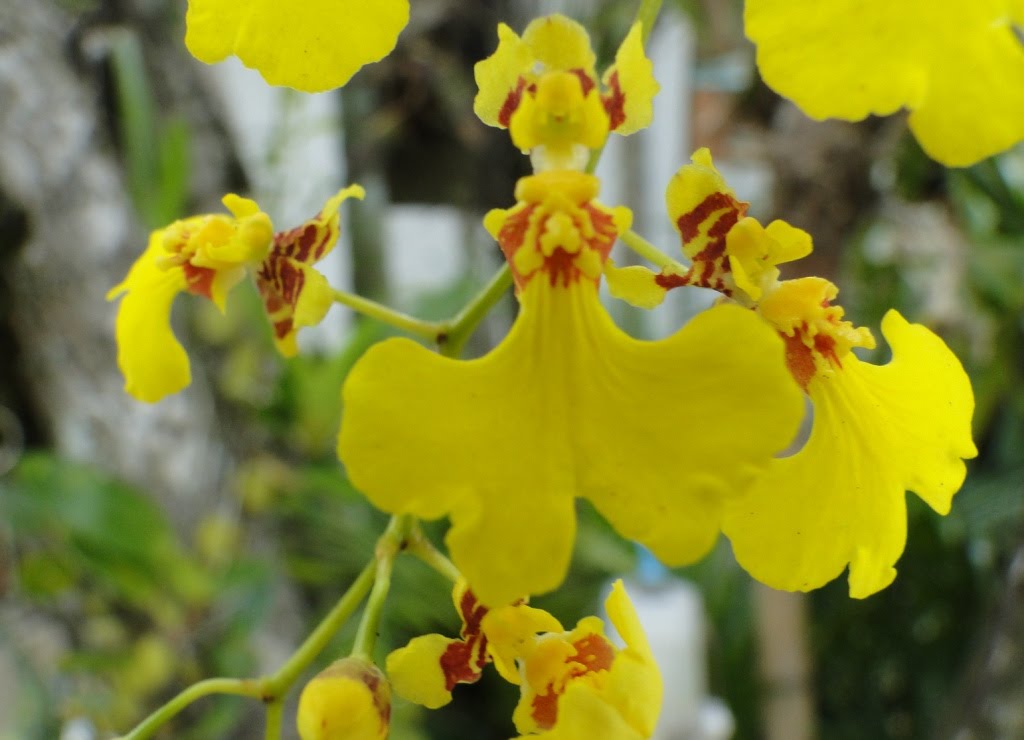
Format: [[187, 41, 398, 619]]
[[109, 29, 190, 228]]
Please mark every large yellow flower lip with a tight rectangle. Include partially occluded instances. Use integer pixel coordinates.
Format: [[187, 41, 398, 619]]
[[745, 0, 1024, 165], [338, 267, 803, 607], [185, 0, 410, 93], [723, 309, 977, 598]]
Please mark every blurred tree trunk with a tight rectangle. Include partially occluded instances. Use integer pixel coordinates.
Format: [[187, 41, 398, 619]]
[[0, 0, 236, 532]]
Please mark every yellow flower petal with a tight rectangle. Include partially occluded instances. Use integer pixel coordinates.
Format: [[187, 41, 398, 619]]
[[339, 278, 803, 607], [509, 72, 610, 166], [473, 15, 597, 130], [107, 234, 191, 403], [257, 185, 363, 356], [601, 581, 661, 737], [758, 277, 875, 389], [512, 581, 661, 739], [386, 634, 459, 709], [520, 682, 647, 740], [763, 220, 813, 264], [521, 15, 597, 75], [663, 149, 816, 302], [185, 0, 409, 93], [482, 604, 564, 685], [109, 196, 274, 402], [602, 22, 659, 135], [473, 24, 536, 128], [745, 0, 1024, 166], [603, 260, 667, 309], [723, 310, 977, 598]]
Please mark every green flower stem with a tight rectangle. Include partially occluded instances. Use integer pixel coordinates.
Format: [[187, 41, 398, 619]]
[[636, 0, 663, 42], [332, 288, 442, 341], [114, 678, 263, 740], [264, 698, 284, 740], [116, 561, 377, 740], [621, 229, 688, 272], [352, 514, 415, 661], [265, 559, 377, 694], [407, 525, 463, 583], [438, 263, 514, 357]]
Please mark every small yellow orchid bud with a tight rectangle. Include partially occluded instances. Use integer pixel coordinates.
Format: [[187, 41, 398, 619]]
[[296, 657, 390, 740]]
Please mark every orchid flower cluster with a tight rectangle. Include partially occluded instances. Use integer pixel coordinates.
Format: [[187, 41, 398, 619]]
[[105, 0, 1016, 737]]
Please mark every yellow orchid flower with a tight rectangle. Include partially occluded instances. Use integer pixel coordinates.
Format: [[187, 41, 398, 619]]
[[108, 186, 363, 402], [723, 277, 977, 598], [184, 0, 409, 93], [510, 581, 661, 739], [296, 657, 390, 740], [606, 148, 812, 309], [386, 580, 562, 709], [745, 0, 1024, 166], [474, 15, 659, 170], [389, 581, 662, 739], [338, 170, 803, 607], [612, 148, 977, 597]]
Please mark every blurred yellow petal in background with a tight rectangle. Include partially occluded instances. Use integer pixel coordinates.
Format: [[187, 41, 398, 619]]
[[185, 0, 409, 92]]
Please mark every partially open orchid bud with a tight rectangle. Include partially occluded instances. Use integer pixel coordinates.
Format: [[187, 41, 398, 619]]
[[297, 657, 390, 740]]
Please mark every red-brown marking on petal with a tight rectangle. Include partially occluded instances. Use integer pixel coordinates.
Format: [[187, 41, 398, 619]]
[[458, 589, 487, 640], [498, 77, 529, 127], [676, 192, 746, 242], [544, 248, 579, 287], [529, 633, 616, 730], [439, 641, 483, 691], [655, 271, 692, 290], [182, 263, 216, 300], [781, 332, 815, 391], [531, 690, 560, 730], [256, 255, 308, 340], [602, 70, 626, 131], [273, 318, 294, 341], [814, 333, 840, 369], [438, 588, 493, 691], [570, 68, 597, 97], [568, 634, 615, 674], [670, 192, 749, 292], [273, 221, 335, 264]]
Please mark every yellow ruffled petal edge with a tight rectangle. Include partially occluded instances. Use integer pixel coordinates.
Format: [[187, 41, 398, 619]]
[[723, 310, 976, 598], [745, 0, 1024, 166], [339, 278, 803, 607], [185, 0, 410, 93], [107, 234, 191, 403]]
